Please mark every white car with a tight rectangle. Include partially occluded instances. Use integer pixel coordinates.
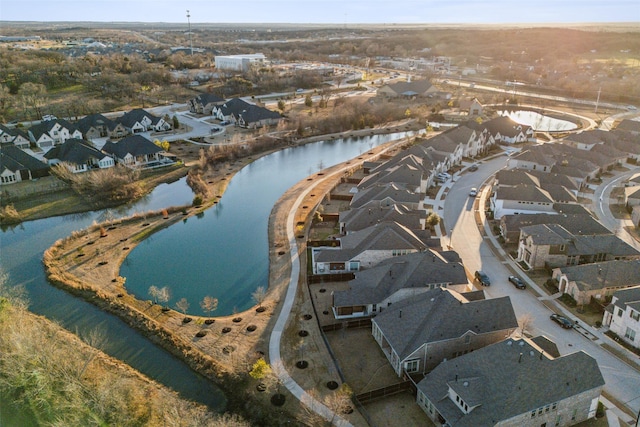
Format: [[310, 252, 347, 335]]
[[469, 188, 478, 197]]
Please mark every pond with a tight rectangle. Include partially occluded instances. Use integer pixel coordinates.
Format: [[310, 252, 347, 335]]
[[121, 132, 414, 316], [0, 131, 414, 421], [499, 109, 578, 132]]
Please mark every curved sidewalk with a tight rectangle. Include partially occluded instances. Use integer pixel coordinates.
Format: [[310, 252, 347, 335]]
[[268, 137, 409, 426]]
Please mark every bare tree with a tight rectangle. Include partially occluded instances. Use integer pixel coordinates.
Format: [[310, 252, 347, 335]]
[[200, 296, 218, 317], [252, 286, 266, 310], [175, 297, 190, 315], [148, 285, 160, 304], [157, 286, 171, 309], [518, 313, 535, 338]]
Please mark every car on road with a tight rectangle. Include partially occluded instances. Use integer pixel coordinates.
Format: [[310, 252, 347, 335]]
[[474, 270, 491, 286], [626, 105, 637, 111], [508, 275, 526, 289], [469, 188, 478, 197], [550, 313, 574, 329], [219, 120, 230, 126], [436, 172, 451, 182], [468, 164, 478, 171]]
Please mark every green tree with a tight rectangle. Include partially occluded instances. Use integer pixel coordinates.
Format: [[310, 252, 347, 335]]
[[277, 99, 286, 112], [426, 212, 441, 229], [304, 94, 312, 108], [172, 114, 180, 129]]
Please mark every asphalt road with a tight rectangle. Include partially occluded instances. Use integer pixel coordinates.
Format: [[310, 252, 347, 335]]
[[443, 154, 640, 416]]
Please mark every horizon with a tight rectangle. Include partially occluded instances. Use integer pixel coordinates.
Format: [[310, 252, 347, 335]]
[[2, 0, 639, 25]]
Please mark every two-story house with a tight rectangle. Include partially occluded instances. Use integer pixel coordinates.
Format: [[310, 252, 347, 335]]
[[371, 287, 518, 377], [603, 285, 640, 350], [416, 336, 604, 427]]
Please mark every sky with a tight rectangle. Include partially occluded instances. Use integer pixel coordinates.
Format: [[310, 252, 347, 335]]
[[1, 0, 639, 24]]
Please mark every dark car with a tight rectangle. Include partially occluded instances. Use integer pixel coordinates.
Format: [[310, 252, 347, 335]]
[[550, 313, 574, 329], [474, 270, 491, 286], [508, 275, 526, 289], [468, 164, 478, 171]]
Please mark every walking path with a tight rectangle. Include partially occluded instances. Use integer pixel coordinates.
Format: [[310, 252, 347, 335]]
[[268, 136, 410, 426]]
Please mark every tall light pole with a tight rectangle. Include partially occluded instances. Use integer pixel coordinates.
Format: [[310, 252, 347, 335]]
[[186, 10, 193, 56]]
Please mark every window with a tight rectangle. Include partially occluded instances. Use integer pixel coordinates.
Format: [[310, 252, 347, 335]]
[[464, 334, 471, 344], [405, 359, 419, 373], [625, 327, 636, 342], [631, 310, 640, 321], [618, 308, 624, 317]]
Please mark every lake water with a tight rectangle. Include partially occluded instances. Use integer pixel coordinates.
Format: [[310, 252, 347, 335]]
[[121, 133, 412, 316], [499, 109, 578, 131], [0, 131, 412, 423]]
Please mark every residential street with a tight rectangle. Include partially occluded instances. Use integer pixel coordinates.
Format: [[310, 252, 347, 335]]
[[441, 154, 640, 419]]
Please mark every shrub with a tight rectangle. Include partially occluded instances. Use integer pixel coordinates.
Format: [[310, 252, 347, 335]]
[[193, 195, 203, 206]]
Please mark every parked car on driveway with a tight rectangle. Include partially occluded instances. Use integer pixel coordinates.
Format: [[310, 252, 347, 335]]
[[474, 270, 491, 286], [550, 313, 574, 329], [508, 275, 526, 289]]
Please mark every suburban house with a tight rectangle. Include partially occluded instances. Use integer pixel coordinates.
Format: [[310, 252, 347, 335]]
[[603, 285, 640, 350], [332, 250, 469, 319], [491, 184, 556, 219], [507, 148, 556, 173], [188, 93, 226, 114], [350, 182, 424, 210], [424, 133, 465, 167], [552, 260, 640, 306], [416, 337, 604, 427], [44, 138, 115, 173], [116, 108, 171, 134], [615, 119, 640, 135], [377, 79, 438, 99], [212, 98, 252, 123], [482, 116, 535, 144], [236, 104, 282, 129], [101, 135, 171, 169], [0, 143, 49, 185], [517, 223, 640, 270], [371, 287, 518, 376], [311, 220, 432, 274], [0, 125, 31, 149], [624, 185, 640, 208], [459, 98, 483, 116], [75, 113, 114, 139], [358, 155, 430, 194], [495, 169, 580, 196], [609, 129, 640, 162], [439, 123, 489, 158], [339, 201, 425, 235], [27, 119, 83, 149], [499, 212, 610, 245]]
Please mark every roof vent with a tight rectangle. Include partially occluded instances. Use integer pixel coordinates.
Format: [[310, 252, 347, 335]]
[[507, 341, 513, 346], [529, 351, 534, 356], [518, 341, 525, 346], [463, 381, 469, 387]]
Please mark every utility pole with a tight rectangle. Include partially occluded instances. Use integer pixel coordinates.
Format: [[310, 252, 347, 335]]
[[595, 86, 601, 114], [186, 10, 193, 56]]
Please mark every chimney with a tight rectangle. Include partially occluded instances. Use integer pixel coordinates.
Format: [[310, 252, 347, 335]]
[[399, 310, 402, 318]]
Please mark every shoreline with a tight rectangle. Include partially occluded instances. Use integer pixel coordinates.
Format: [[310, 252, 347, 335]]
[[40, 123, 419, 424]]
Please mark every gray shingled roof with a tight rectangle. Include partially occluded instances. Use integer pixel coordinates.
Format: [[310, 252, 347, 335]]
[[609, 285, 640, 312], [238, 104, 281, 124], [333, 251, 468, 307], [339, 202, 424, 233], [483, 115, 531, 138], [75, 113, 114, 135], [44, 138, 108, 165], [417, 337, 604, 427], [358, 163, 424, 191], [384, 79, 433, 96], [315, 221, 429, 263], [102, 135, 162, 158], [373, 288, 518, 360], [616, 119, 640, 133], [0, 143, 48, 173], [556, 260, 640, 292], [350, 183, 422, 209], [496, 184, 555, 203], [502, 213, 610, 236]]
